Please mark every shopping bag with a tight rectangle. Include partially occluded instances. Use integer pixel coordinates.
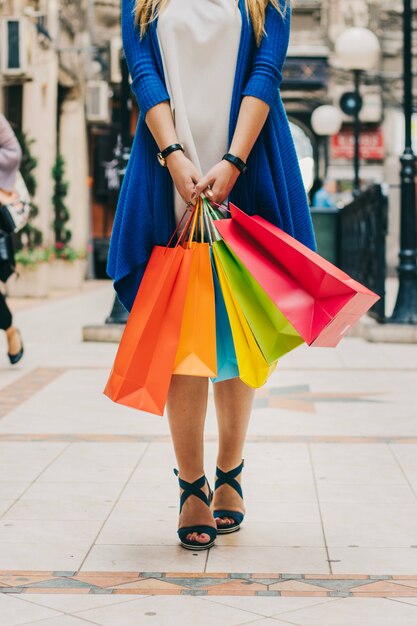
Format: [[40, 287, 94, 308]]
[[212, 240, 277, 388], [215, 204, 380, 347], [211, 253, 239, 383], [213, 239, 304, 363], [173, 242, 217, 377], [104, 245, 194, 415]]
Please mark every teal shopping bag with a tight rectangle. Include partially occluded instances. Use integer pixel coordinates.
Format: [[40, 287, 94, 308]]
[[211, 253, 239, 383]]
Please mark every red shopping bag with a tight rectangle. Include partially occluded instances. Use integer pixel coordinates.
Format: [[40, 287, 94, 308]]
[[215, 204, 379, 347], [104, 245, 194, 415]]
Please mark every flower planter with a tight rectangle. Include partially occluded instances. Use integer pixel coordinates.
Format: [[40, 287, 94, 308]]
[[6, 262, 49, 298], [48, 258, 87, 290]]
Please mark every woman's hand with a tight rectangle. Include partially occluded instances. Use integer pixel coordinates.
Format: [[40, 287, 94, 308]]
[[194, 160, 240, 205], [166, 151, 201, 205]]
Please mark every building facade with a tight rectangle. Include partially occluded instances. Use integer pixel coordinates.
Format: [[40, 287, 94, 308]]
[[0, 0, 414, 274]]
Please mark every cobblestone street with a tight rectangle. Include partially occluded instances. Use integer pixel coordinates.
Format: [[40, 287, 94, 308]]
[[0, 283, 417, 625]]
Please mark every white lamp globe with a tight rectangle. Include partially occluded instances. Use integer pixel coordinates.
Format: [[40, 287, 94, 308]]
[[335, 27, 380, 71], [311, 105, 343, 136]]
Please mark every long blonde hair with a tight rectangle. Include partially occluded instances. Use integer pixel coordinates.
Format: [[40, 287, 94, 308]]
[[134, 0, 287, 46]]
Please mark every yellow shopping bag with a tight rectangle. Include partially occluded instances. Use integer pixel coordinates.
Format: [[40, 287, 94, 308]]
[[212, 240, 277, 388]]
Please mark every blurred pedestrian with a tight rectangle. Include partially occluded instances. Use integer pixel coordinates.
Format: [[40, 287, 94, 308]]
[[312, 177, 337, 208], [0, 113, 24, 365]]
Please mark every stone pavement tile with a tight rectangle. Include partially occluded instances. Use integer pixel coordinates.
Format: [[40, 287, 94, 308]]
[[0, 592, 62, 626], [38, 443, 147, 483], [316, 483, 417, 504], [391, 444, 417, 471], [76, 595, 265, 626], [121, 480, 176, 503], [18, 593, 151, 614], [0, 543, 88, 570], [0, 483, 30, 501], [348, 581, 417, 597], [96, 518, 179, 546], [320, 502, 417, 547], [0, 370, 170, 437], [214, 523, 324, 548], [246, 408, 417, 438], [103, 499, 178, 523], [269, 597, 417, 626], [0, 443, 68, 482], [328, 547, 417, 574], [80, 545, 207, 572], [231, 617, 292, 626], [0, 500, 14, 516], [244, 502, 321, 524], [2, 481, 122, 521], [112, 578, 185, 593], [205, 547, 330, 573], [391, 598, 417, 607], [199, 596, 336, 618], [16, 616, 102, 626], [0, 520, 102, 544], [239, 483, 318, 504]]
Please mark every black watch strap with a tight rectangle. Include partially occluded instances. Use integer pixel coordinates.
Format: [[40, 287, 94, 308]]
[[222, 152, 247, 174], [157, 143, 184, 166]]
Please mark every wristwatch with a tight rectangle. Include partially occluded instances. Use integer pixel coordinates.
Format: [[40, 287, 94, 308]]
[[222, 152, 247, 174], [157, 143, 184, 167]]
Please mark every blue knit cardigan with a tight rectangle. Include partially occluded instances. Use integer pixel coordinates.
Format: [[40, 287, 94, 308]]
[[107, 0, 316, 311]]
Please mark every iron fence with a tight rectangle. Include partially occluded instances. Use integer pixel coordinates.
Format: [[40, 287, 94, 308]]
[[338, 184, 388, 322]]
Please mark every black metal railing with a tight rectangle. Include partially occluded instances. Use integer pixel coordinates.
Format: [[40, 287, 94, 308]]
[[338, 184, 388, 321]]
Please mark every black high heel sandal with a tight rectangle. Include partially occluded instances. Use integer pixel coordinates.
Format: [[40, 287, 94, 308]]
[[7, 328, 24, 365], [173, 468, 217, 550], [213, 459, 245, 534]]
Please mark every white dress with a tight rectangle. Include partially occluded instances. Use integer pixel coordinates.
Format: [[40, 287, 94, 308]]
[[157, 0, 241, 224]]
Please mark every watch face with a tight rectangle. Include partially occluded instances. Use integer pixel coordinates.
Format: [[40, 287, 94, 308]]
[[157, 153, 166, 167]]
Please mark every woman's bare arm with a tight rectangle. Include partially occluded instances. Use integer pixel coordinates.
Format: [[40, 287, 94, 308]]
[[194, 96, 269, 203], [145, 102, 201, 205]]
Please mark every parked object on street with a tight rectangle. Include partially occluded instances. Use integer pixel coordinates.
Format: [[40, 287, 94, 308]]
[[104, 198, 378, 416]]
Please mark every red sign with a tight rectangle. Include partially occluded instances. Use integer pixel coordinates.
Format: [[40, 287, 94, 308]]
[[331, 127, 384, 161]]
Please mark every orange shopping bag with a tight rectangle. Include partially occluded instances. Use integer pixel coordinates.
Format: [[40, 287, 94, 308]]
[[104, 244, 194, 415], [173, 241, 217, 377]]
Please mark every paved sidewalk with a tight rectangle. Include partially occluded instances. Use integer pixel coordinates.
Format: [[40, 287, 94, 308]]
[[0, 283, 417, 625]]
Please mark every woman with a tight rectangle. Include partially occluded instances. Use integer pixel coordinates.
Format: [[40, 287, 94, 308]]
[[108, 0, 315, 550], [0, 113, 24, 365]]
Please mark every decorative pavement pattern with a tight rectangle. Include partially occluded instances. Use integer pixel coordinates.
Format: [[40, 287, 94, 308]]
[[2, 572, 417, 597]]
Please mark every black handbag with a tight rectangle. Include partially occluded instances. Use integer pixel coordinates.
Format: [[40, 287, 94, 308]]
[[0, 229, 15, 283]]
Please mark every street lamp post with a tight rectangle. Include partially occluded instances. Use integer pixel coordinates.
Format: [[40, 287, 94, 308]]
[[390, 0, 417, 324], [335, 27, 380, 195], [311, 104, 343, 177]]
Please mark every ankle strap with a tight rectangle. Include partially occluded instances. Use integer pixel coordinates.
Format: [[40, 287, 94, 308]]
[[173, 468, 209, 513], [215, 459, 244, 498]]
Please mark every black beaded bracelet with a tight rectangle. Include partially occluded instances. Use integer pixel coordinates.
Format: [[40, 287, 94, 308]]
[[222, 152, 247, 174]]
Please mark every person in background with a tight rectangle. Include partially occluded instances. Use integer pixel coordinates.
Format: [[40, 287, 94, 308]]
[[312, 177, 337, 208], [0, 113, 24, 365]]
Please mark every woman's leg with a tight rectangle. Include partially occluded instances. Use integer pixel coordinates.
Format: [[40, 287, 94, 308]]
[[212, 378, 255, 526], [0, 291, 21, 355], [0, 291, 12, 331], [166, 374, 216, 543]]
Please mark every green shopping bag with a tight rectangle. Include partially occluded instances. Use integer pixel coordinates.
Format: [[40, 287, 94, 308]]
[[213, 240, 304, 363]]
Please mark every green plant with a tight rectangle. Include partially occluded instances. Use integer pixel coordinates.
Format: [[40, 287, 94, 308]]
[[14, 247, 49, 267], [49, 243, 86, 262], [15, 130, 43, 250], [52, 154, 71, 246]]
